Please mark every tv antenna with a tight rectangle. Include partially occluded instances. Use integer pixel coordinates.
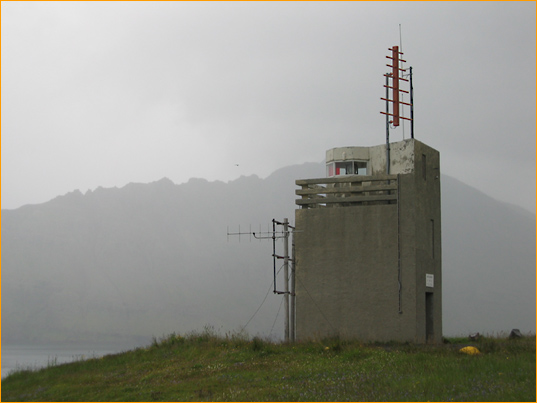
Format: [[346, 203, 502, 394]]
[[227, 218, 296, 342], [380, 44, 414, 174]]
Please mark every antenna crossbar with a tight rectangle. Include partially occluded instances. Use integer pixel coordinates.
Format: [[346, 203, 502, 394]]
[[227, 218, 297, 342], [380, 98, 412, 106], [380, 112, 413, 121]]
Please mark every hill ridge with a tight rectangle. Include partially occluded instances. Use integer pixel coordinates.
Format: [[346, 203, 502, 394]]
[[2, 162, 535, 343]]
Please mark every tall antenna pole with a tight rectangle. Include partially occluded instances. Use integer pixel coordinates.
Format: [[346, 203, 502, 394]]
[[391, 46, 400, 127], [290, 228, 296, 342], [228, 219, 296, 342], [283, 218, 290, 343], [381, 46, 412, 141], [399, 24, 403, 51], [272, 220, 277, 293]]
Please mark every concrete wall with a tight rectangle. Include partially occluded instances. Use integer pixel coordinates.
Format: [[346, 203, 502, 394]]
[[407, 140, 442, 343], [326, 140, 416, 176], [295, 204, 416, 342], [295, 139, 442, 343]]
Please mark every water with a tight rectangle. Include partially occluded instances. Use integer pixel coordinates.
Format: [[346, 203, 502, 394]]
[[1, 342, 144, 379]]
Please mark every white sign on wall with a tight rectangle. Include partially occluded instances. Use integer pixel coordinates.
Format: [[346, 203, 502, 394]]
[[426, 274, 434, 288]]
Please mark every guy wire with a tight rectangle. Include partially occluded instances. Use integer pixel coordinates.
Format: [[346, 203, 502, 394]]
[[270, 296, 285, 337], [241, 262, 286, 332]]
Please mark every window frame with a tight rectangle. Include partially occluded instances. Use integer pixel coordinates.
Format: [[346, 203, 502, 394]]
[[326, 160, 368, 177]]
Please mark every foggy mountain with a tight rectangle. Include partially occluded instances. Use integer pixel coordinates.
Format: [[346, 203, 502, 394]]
[[2, 163, 535, 344]]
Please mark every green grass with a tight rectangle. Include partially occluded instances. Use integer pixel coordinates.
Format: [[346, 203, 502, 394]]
[[2, 329, 535, 402]]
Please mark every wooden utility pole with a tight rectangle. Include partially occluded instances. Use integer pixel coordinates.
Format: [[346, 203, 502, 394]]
[[227, 218, 296, 342], [290, 228, 296, 342], [283, 218, 289, 342]]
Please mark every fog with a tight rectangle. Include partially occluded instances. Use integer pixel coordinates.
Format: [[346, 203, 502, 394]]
[[2, 162, 535, 344], [2, 2, 535, 213], [2, 1, 534, 345]]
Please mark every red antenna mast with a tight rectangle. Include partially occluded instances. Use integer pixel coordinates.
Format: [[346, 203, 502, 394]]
[[380, 45, 414, 174], [381, 46, 413, 130]]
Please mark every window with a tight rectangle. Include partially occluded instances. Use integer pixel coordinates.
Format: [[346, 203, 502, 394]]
[[326, 160, 368, 177], [326, 163, 334, 177], [335, 161, 352, 175], [354, 161, 367, 175]]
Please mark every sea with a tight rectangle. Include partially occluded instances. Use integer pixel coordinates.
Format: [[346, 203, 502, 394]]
[[1, 341, 147, 379]]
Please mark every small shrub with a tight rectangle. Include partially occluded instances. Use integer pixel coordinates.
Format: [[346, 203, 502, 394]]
[[331, 338, 342, 352], [167, 333, 185, 346], [184, 325, 219, 344], [226, 328, 249, 345], [46, 356, 59, 368], [477, 337, 499, 353], [251, 337, 264, 352], [320, 335, 344, 353]]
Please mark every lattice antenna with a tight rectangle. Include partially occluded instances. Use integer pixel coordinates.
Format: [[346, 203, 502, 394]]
[[227, 218, 297, 342], [381, 46, 413, 136], [226, 224, 288, 241], [227, 224, 254, 242]]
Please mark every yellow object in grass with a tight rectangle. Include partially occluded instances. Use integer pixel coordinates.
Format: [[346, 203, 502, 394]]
[[459, 346, 480, 355]]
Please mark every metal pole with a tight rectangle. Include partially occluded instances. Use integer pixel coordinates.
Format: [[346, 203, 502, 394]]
[[272, 219, 277, 293], [290, 228, 296, 342], [410, 66, 414, 139], [385, 74, 390, 174], [283, 218, 289, 342]]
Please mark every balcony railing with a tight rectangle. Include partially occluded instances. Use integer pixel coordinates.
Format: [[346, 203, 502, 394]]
[[295, 174, 398, 208]]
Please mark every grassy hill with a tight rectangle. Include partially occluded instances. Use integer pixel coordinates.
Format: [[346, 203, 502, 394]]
[[2, 330, 535, 402]]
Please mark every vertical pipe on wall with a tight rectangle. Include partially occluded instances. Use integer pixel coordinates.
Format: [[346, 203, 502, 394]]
[[397, 174, 402, 314], [410, 66, 414, 139], [385, 74, 390, 174]]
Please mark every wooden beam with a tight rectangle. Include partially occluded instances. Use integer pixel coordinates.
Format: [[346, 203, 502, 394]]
[[296, 183, 397, 196], [296, 194, 397, 206]]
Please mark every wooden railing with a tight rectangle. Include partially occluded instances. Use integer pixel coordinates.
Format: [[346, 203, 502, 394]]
[[295, 174, 398, 208]]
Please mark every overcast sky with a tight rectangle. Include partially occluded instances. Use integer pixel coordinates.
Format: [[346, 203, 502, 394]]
[[2, 2, 535, 213]]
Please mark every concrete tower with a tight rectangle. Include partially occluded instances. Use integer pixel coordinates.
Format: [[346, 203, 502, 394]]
[[294, 138, 442, 343]]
